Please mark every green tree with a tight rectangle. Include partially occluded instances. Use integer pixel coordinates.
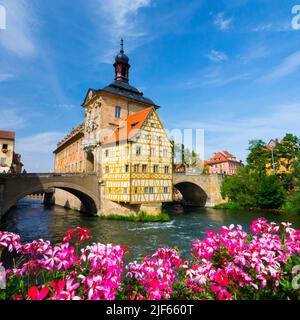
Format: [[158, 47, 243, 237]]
[[247, 140, 269, 173], [276, 133, 300, 172], [256, 175, 286, 209], [221, 166, 259, 208], [288, 158, 300, 212], [275, 134, 300, 191]]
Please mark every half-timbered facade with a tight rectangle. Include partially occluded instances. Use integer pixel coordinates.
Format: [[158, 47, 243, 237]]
[[102, 107, 173, 204]]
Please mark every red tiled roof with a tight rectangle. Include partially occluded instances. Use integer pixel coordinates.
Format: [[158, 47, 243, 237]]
[[102, 107, 154, 145], [206, 151, 241, 165], [0, 130, 15, 140]]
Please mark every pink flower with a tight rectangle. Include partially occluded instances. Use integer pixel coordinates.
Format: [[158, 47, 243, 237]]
[[0, 232, 21, 252], [211, 285, 231, 300]]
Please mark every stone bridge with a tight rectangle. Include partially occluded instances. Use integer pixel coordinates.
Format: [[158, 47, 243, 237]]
[[0, 172, 225, 221], [173, 173, 225, 207], [0, 173, 100, 221]]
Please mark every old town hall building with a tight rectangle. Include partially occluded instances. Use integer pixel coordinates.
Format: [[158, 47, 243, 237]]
[[53, 40, 173, 215]]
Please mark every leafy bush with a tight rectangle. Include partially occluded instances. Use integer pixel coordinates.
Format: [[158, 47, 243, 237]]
[[214, 202, 243, 210], [221, 166, 286, 210], [256, 175, 286, 209], [221, 167, 260, 208], [102, 211, 171, 222]]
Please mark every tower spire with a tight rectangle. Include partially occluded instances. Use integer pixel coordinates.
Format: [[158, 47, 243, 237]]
[[120, 38, 124, 53], [114, 38, 130, 83]]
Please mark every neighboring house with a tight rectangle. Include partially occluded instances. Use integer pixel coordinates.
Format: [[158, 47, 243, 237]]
[[205, 151, 243, 175], [0, 130, 23, 174]]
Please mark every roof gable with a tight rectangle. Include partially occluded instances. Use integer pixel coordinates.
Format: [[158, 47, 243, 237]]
[[102, 107, 154, 145], [81, 88, 97, 107]]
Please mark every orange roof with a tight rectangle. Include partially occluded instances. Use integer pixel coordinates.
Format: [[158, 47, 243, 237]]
[[0, 130, 15, 140], [103, 107, 154, 145]]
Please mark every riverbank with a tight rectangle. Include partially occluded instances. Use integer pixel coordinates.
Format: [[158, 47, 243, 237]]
[[213, 201, 300, 214]]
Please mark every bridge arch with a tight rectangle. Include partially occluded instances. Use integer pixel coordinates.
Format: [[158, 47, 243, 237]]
[[174, 181, 208, 207], [3, 181, 99, 216]]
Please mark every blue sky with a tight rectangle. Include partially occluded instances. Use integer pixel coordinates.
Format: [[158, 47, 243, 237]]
[[1, 0, 300, 172]]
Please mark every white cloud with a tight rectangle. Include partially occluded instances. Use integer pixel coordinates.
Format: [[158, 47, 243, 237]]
[[0, 73, 14, 82], [251, 22, 291, 33], [99, 0, 151, 33], [55, 104, 77, 111], [0, 0, 37, 57], [259, 50, 300, 82], [207, 50, 228, 63], [239, 44, 270, 63], [16, 132, 65, 154], [0, 109, 26, 129], [15, 131, 66, 172], [182, 67, 252, 89], [213, 12, 233, 31], [252, 23, 273, 32], [175, 103, 300, 162], [90, 0, 152, 63]]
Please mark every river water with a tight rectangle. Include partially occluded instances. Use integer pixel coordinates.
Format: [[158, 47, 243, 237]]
[[1, 198, 300, 261]]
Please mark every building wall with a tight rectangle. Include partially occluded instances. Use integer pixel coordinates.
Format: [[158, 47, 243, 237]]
[[102, 110, 173, 204], [208, 161, 241, 175], [102, 143, 131, 202], [54, 136, 85, 173], [53, 189, 83, 211], [0, 138, 14, 173]]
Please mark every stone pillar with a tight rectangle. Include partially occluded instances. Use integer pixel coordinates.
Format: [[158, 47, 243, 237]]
[[206, 174, 226, 207]]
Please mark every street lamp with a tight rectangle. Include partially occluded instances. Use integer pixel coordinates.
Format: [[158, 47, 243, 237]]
[[268, 139, 277, 174]]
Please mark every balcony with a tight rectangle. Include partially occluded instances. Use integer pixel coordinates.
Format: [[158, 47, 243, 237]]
[[82, 138, 98, 152]]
